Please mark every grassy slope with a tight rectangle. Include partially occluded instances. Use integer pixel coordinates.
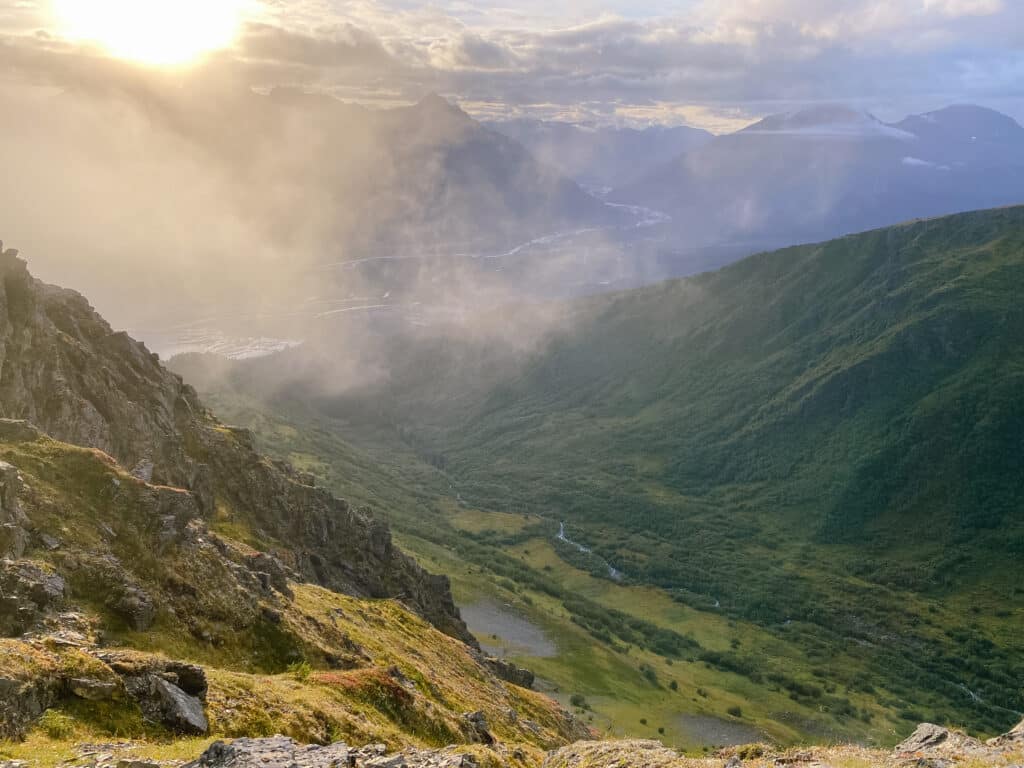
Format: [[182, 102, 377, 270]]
[[194, 393, 907, 752], [181, 207, 1024, 746], [0, 437, 576, 766]]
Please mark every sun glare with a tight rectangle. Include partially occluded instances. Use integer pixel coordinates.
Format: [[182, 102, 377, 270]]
[[52, 0, 249, 66]]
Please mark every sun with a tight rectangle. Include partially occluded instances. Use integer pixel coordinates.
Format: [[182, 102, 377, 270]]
[[51, 0, 250, 67]]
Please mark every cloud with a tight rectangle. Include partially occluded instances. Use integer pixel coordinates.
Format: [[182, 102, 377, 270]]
[[238, 22, 394, 69], [2, 0, 1022, 128]]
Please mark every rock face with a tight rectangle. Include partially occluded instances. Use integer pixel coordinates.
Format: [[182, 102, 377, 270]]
[[479, 655, 535, 689], [0, 674, 62, 741], [0, 249, 472, 646], [0, 461, 28, 560], [0, 560, 65, 636]]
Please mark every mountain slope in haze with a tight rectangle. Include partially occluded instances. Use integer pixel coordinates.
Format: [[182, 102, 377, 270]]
[[485, 119, 713, 190], [0, 245, 603, 761], [189, 207, 1024, 741], [614, 105, 1024, 247], [0, 246, 471, 644], [3, 85, 621, 335]]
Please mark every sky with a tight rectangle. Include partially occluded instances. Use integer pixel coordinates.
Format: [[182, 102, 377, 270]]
[[1, 0, 1023, 131]]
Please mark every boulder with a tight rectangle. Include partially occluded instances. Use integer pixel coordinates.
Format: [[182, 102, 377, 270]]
[[99, 652, 207, 699], [109, 583, 157, 632], [894, 723, 985, 756], [153, 677, 208, 734], [461, 710, 494, 745]]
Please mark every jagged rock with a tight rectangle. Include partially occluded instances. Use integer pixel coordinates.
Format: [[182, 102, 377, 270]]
[[0, 560, 65, 636], [131, 459, 155, 483], [0, 462, 25, 524], [480, 655, 534, 689], [0, 420, 40, 443], [153, 677, 208, 734], [109, 583, 157, 631], [98, 652, 207, 699], [121, 673, 207, 734], [246, 552, 293, 597], [0, 674, 62, 740], [894, 723, 986, 756], [184, 736, 349, 767], [0, 524, 28, 560], [461, 710, 494, 745]]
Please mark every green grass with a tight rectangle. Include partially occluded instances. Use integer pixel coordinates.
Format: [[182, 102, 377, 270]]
[[174, 206, 1024, 745]]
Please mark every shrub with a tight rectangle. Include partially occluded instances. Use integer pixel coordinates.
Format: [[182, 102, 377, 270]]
[[287, 660, 313, 681], [727, 706, 743, 718], [38, 710, 76, 740]]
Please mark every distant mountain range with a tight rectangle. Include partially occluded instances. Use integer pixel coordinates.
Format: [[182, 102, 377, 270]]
[[611, 104, 1024, 248], [484, 119, 713, 191], [10, 87, 1024, 358]]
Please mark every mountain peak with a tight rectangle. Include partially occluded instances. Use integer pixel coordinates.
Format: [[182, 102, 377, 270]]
[[898, 104, 1024, 141], [414, 92, 471, 119], [741, 105, 914, 139]]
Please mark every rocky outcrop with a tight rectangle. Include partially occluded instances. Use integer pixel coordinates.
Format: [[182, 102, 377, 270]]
[[0, 560, 65, 636], [894, 722, 991, 761], [0, 461, 28, 560], [461, 710, 495, 745], [0, 674, 63, 741], [185, 737, 350, 768], [0, 248, 472, 646], [478, 654, 535, 689], [988, 717, 1024, 747], [186, 738, 483, 768]]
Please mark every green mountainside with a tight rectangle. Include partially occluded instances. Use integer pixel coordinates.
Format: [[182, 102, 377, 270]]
[[0, 248, 589, 764], [178, 207, 1024, 746]]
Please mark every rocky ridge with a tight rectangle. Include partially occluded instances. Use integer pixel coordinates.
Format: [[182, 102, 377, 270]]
[[0, 246, 585, 756], [0, 246, 470, 644]]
